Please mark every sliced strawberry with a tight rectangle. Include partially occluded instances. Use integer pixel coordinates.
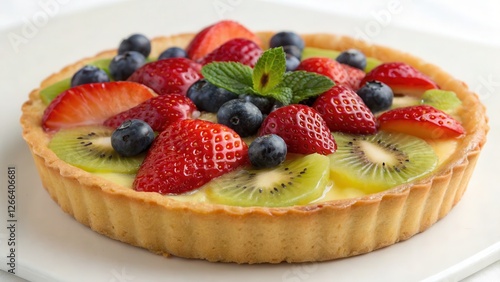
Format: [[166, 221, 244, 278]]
[[186, 20, 262, 61], [200, 38, 263, 67], [134, 119, 248, 194], [296, 57, 365, 90], [103, 94, 197, 132], [42, 81, 156, 132], [312, 85, 377, 134], [378, 105, 464, 139], [128, 58, 202, 96], [361, 62, 438, 97], [259, 104, 336, 155]]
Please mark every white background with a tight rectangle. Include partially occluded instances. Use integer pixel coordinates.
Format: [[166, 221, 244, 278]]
[[0, 0, 499, 281]]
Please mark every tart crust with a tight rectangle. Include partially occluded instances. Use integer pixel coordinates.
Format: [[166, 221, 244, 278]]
[[20, 32, 488, 263]]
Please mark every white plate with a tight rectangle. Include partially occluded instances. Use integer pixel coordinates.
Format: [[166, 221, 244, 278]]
[[1, 0, 499, 281]]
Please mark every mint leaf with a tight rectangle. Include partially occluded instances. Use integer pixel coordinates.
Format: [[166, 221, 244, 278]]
[[252, 47, 286, 94], [201, 62, 254, 95], [282, 71, 334, 104], [266, 87, 292, 105]]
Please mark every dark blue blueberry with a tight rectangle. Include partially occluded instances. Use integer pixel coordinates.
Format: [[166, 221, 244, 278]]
[[217, 100, 263, 137], [71, 65, 109, 87], [282, 45, 302, 60], [158, 47, 187, 60], [111, 119, 155, 157], [285, 53, 300, 72], [109, 51, 146, 81], [186, 79, 238, 113], [270, 31, 305, 51], [118, 34, 151, 58], [239, 94, 275, 115], [248, 134, 287, 168], [356, 80, 394, 113], [336, 49, 367, 70]]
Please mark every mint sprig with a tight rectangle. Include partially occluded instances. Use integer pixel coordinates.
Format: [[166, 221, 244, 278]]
[[201, 62, 255, 95], [201, 48, 334, 105]]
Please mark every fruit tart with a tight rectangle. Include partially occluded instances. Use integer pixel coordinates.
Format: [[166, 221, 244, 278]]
[[20, 20, 488, 263]]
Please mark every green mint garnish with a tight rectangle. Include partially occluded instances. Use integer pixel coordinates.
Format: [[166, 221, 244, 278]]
[[201, 62, 255, 95], [201, 48, 334, 105], [252, 47, 286, 94], [282, 71, 336, 104]]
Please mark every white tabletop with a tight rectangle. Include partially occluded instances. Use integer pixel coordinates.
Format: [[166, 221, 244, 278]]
[[1, 0, 499, 281]]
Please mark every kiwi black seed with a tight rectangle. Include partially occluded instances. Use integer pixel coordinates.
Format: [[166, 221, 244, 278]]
[[48, 125, 145, 174], [205, 153, 330, 207], [329, 131, 438, 194]]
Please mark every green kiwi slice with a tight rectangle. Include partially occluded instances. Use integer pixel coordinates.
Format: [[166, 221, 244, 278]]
[[421, 89, 462, 113], [48, 125, 144, 174], [205, 153, 330, 207], [40, 58, 112, 105], [329, 131, 438, 194]]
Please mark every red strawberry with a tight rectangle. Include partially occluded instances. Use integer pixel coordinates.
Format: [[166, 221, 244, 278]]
[[378, 105, 464, 139], [42, 81, 156, 132], [103, 94, 198, 132], [134, 119, 248, 194], [186, 20, 262, 61], [341, 63, 366, 90], [296, 57, 365, 90], [312, 85, 377, 135], [360, 62, 438, 97], [128, 58, 202, 96], [259, 104, 336, 155], [200, 38, 263, 67]]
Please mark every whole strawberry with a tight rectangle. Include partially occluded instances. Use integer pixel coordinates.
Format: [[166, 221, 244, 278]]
[[259, 104, 336, 155], [312, 85, 377, 134], [103, 94, 198, 132], [128, 58, 202, 96], [134, 119, 249, 194], [297, 57, 365, 90], [200, 38, 263, 67]]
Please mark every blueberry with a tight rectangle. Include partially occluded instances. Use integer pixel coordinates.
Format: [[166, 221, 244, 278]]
[[336, 49, 367, 70], [240, 94, 275, 115], [111, 119, 155, 157], [249, 134, 287, 168], [356, 80, 394, 113], [158, 47, 187, 60], [71, 65, 109, 87], [217, 99, 263, 137], [270, 31, 305, 51], [118, 34, 151, 58], [285, 53, 300, 71], [109, 51, 146, 81], [282, 45, 302, 60], [186, 79, 238, 113]]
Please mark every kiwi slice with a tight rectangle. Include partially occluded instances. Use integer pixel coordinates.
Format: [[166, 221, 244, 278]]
[[329, 131, 438, 194], [205, 153, 330, 207], [40, 58, 113, 104], [48, 125, 145, 174], [421, 89, 462, 113], [301, 47, 382, 73], [40, 77, 72, 105]]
